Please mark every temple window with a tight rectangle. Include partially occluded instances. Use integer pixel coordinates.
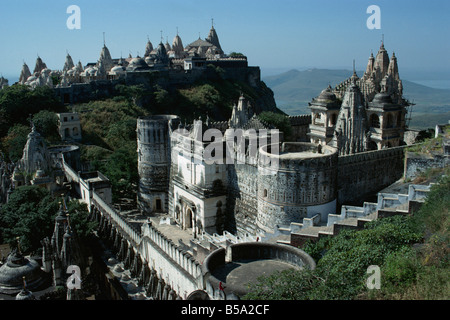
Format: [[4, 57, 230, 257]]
[[370, 114, 380, 128]]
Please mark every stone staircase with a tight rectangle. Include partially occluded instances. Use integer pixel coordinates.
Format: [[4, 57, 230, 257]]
[[269, 183, 434, 247], [190, 182, 434, 250]]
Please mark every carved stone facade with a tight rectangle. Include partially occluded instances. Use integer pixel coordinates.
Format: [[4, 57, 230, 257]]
[[309, 42, 408, 154]]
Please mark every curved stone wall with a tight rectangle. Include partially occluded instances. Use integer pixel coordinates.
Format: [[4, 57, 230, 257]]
[[137, 115, 180, 214], [257, 142, 338, 233], [202, 242, 316, 299]]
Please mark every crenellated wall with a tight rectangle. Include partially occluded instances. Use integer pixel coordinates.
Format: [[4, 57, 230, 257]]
[[289, 115, 312, 142], [337, 145, 406, 205]]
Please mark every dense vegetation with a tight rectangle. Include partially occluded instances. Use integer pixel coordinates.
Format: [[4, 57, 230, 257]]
[[258, 111, 293, 140], [0, 185, 96, 254], [0, 85, 64, 139], [244, 175, 449, 300]]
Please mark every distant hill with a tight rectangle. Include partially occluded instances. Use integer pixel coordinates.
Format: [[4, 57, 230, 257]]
[[263, 68, 450, 129]]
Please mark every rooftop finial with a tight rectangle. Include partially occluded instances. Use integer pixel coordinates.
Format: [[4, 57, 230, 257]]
[[103, 32, 106, 46], [211, 18, 214, 28], [160, 30, 163, 43], [353, 59, 356, 74]]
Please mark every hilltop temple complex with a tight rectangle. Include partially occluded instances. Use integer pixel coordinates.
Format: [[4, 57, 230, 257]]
[[2, 21, 446, 300], [15, 23, 235, 90]]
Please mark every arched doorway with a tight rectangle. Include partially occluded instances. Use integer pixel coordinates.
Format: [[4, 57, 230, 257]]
[[185, 208, 193, 229]]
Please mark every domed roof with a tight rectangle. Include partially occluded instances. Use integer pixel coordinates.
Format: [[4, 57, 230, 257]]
[[26, 75, 37, 82], [126, 57, 150, 71], [317, 86, 337, 102], [110, 65, 125, 75], [310, 85, 339, 109], [15, 287, 36, 300], [371, 92, 394, 107], [0, 250, 49, 295]]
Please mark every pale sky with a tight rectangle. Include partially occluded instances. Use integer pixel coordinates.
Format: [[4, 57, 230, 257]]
[[0, 0, 449, 81]]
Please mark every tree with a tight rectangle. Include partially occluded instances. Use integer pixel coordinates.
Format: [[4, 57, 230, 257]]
[[0, 185, 95, 254], [0, 85, 63, 136], [258, 111, 292, 140], [92, 144, 138, 202], [32, 110, 60, 143], [1, 124, 30, 162]]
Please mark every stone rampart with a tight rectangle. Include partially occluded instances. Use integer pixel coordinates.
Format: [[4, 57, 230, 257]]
[[257, 142, 338, 233], [337, 146, 406, 205]]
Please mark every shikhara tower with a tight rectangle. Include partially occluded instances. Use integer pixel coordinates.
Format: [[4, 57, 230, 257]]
[[309, 41, 408, 153]]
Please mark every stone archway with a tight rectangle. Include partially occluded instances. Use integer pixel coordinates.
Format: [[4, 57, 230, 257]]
[[185, 207, 193, 229]]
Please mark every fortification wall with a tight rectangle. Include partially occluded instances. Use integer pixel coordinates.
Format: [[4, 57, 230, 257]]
[[226, 162, 259, 237], [90, 188, 202, 298], [257, 143, 338, 233], [337, 146, 406, 205], [140, 222, 202, 297], [289, 115, 312, 142], [53, 64, 262, 105]]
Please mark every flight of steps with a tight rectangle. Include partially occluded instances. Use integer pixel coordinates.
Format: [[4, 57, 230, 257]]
[[268, 183, 434, 247]]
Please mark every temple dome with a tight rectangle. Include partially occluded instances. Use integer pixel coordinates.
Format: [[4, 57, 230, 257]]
[[0, 250, 49, 295], [126, 57, 150, 71], [372, 92, 392, 103], [110, 65, 126, 75], [317, 86, 337, 102]]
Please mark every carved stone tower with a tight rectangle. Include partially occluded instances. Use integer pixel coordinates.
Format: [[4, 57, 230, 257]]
[[137, 115, 180, 214]]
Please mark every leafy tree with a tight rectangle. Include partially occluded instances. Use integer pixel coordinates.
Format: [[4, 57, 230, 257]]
[[258, 111, 292, 140], [92, 144, 138, 202], [32, 110, 60, 143], [0, 85, 63, 138], [1, 124, 30, 162], [105, 118, 137, 150], [0, 185, 95, 254]]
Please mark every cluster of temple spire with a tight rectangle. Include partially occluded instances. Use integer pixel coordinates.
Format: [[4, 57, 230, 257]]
[[15, 22, 226, 89]]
